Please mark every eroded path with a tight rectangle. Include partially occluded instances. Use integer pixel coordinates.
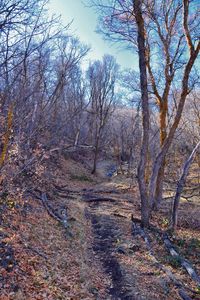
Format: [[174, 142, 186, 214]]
[[81, 186, 151, 300], [54, 181, 149, 299], [84, 195, 135, 299], [49, 178, 180, 300]]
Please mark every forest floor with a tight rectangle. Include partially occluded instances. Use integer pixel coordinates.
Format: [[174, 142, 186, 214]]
[[0, 155, 200, 300]]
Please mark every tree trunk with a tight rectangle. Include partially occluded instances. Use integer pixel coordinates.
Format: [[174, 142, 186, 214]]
[[127, 146, 133, 176], [91, 135, 100, 174], [154, 162, 165, 209], [134, 0, 150, 227], [0, 105, 13, 168], [74, 128, 80, 147], [171, 141, 200, 231], [154, 101, 168, 208]]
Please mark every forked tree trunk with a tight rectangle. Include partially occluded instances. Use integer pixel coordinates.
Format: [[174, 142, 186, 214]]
[[149, 17, 200, 210], [171, 141, 200, 231], [134, 0, 150, 227], [134, 0, 199, 227]]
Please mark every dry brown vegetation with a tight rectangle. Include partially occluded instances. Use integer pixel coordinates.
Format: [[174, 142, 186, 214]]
[[0, 0, 199, 299], [0, 153, 199, 299]]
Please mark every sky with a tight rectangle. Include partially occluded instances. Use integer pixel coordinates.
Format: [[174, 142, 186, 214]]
[[47, 0, 138, 70]]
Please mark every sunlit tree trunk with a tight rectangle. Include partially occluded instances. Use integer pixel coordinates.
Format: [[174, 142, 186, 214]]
[[154, 100, 168, 208], [74, 127, 81, 147], [88, 0, 199, 227], [149, 38, 200, 210]]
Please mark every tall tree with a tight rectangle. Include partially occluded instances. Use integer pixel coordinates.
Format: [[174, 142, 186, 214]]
[[87, 55, 118, 174], [144, 0, 199, 207], [90, 0, 200, 226], [133, 0, 150, 227]]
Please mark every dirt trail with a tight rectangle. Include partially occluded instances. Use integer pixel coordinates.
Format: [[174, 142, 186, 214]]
[[45, 175, 177, 300], [32, 174, 198, 300], [54, 181, 148, 299], [1, 157, 199, 299], [82, 188, 150, 300], [85, 198, 135, 299]]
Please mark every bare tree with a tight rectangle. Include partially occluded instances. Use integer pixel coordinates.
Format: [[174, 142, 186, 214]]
[[90, 0, 200, 226], [144, 0, 199, 207], [133, 0, 151, 226], [0, 0, 55, 168], [148, 0, 200, 213], [87, 55, 118, 174], [0, 0, 90, 183]]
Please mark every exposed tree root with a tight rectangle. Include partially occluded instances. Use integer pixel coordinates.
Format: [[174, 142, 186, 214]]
[[53, 184, 82, 194], [29, 189, 69, 229], [41, 193, 68, 229], [82, 195, 116, 203], [83, 188, 120, 194]]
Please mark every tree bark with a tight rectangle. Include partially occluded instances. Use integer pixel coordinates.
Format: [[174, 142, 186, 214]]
[[134, 0, 150, 227], [154, 102, 168, 208], [151, 108, 168, 208], [154, 163, 165, 208]]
